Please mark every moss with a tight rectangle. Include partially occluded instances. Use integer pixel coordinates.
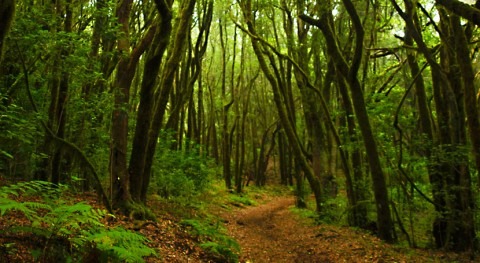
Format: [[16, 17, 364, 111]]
[[116, 199, 156, 221]]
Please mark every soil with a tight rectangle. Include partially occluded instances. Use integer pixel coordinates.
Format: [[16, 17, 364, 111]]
[[220, 195, 475, 263], [0, 192, 213, 263], [0, 189, 476, 262]]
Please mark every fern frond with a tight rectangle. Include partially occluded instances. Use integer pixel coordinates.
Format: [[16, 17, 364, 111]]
[[0, 197, 43, 220], [23, 201, 51, 211], [109, 246, 148, 263], [86, 227, 156, 262], [0, 180, 64, 198], [0, 181, 156, 262]]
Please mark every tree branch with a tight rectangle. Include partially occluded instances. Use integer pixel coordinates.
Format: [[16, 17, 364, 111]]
[[435, 0, 480, 27]]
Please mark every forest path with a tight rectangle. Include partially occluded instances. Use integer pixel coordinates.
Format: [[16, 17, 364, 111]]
[[219, 194, 468, 263], [222, 196, 334, 263]]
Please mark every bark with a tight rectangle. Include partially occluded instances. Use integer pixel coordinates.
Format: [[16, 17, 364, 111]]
[[278, 131, 288, 185], [255, 124, 277, 187], [438, 10, 475, 252], [0, 0, 15, 63], [237, 70, 254, 190], [283, 0, 325, 204], [111, 0, 156, 208], [129, 1, 173, 203], [435, 0, 480, 27], [219, 17, 233, 189], [393, 0, 476, 251], [337, 74, 368, 228], [142, 0, 196, 197], [451, 12, 480, 182]]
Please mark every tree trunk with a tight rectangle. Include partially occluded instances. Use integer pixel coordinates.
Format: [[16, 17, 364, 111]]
[[219, 17, 233, 190], [240, 0, 323, 212], [110, 0, 155, 209], [129, 4, 173, 202], [141, 0, 196, 200], [392, 0, 476, 250], [337, 74, 368, 228], [300, 0, 395, 242], [0, 0, 15, 63]]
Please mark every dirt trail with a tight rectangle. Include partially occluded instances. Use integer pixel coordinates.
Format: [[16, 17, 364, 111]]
[[223, 196, 332, 263], [220, 196, 471, 263]]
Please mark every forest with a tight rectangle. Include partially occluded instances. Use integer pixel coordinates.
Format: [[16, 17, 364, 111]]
[[1, 0, 480, 262]]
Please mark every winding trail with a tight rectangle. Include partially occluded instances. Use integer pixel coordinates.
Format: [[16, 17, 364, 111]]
[[222, 196, 333, 263], [218, 195, 465, 263]]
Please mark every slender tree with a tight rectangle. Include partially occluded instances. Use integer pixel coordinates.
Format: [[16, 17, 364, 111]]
[[301, 0, 395, 242]]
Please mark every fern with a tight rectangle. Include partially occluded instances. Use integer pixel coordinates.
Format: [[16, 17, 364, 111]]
[[200, 241, 239, 263], [181, 219, 239, 262], [0, 181, 157, 262], [85, 227, 156, 263], [0, 197, 50, 220], [0, 180, 64, 198]]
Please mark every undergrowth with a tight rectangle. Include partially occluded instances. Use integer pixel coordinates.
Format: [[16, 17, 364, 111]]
[[229, 194, 257, 207], [181, 218, 240, 263], [150, 131, 217, 200], [0, 181, 156, 262]]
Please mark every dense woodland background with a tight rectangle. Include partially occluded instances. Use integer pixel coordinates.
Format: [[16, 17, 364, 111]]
[[2, 0, 480, 257]]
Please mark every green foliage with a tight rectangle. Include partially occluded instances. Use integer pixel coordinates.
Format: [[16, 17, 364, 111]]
[[181, 219, 240, 263], [151, 131, 217, 199], [318, 196, 349, 225], [0, 97, 42, 177], [290, 194, 350, 226], [0, 181, 156, 262], [229, 194, 257, 206], [82, 227, 155, 263], [290, 206, 319, 223]]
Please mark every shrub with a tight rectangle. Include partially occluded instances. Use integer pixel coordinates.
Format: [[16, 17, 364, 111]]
[[151, 135, 217, 199], [181, 219, 240, 263]]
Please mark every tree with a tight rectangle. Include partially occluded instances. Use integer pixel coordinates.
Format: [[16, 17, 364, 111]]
[[128, 0, 173, 204], [3, 0, 480, 251], [392, 0, 476, 251], [0, 0, 15, 62], [239, 0, 324, 212], [110, 0, 155, 210], [140, 0, 197, 204], [300, 0, 395, 242]]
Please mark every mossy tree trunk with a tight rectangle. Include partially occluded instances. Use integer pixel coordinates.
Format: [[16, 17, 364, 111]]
[[300, 0, 395, 242], [141, 0, 197, 200], [110, 0, 156, 210], [0, 0, 15, 63], [392, 0, 476, 251], [128, 1, 173, 203]]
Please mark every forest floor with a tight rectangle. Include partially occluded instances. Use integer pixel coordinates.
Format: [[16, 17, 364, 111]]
[[0, 186, 477, 262], [217, 194, 476, 263]]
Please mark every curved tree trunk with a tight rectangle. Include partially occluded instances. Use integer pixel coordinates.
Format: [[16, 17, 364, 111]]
[[110, 0, 156, 209], [300, 0, 395, 242], [142, 0, 196, 199], [129, 4, 173, 203], [240, 0, 323, 212]]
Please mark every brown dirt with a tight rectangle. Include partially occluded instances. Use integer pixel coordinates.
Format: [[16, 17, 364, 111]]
[[0, 188, 476, 263], [0, 192, 213, 263], [220, 195, 475, 263]]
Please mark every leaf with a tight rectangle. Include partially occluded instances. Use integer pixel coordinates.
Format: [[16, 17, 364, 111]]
[[0, 149, 13, 159]]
